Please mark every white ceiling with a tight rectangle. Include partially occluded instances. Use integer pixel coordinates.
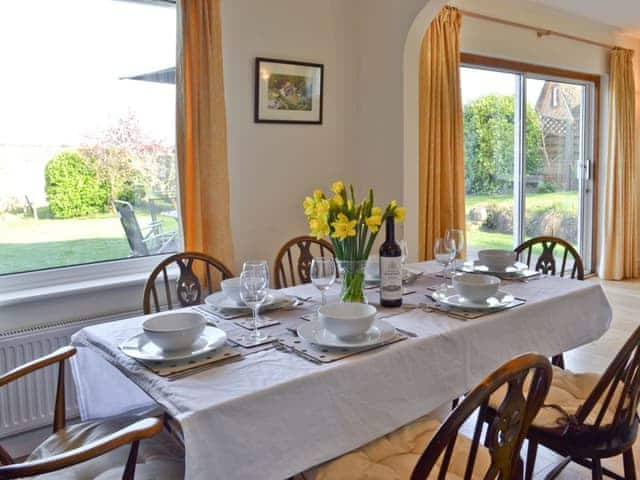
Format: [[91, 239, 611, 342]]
[[529, 0, 640, 37]]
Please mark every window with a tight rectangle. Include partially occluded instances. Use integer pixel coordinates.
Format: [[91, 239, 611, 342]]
[[461, 57, 597, 271], [0, 0, 180, 278]]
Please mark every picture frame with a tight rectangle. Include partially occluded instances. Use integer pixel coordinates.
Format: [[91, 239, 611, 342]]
[[254, 57, 324, 124]]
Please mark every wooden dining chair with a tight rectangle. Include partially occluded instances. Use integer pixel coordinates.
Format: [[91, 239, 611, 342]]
[[143, 251, 234, 314], [514, 236, 585, 369], [304, 353, 552, 480], [273, 235, 335, 289], [0, 347, 184, 479], [514, 235, 585, 280], [492, 325, 640, 480]]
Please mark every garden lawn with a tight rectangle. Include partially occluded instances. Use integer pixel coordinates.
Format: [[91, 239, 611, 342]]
[[0, 214, 177, 275], [465, 191, 579, 251]]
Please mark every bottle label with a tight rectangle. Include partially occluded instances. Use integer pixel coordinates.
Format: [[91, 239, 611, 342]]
[[380, 257, 402, 301]]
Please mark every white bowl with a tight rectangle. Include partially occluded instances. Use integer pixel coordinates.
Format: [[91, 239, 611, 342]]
[[221, 277, 243, 305], [318, 303, 377, 339], [453, 273, 501, 302], [143, 312, 207, 351], [477, 249, 517, 271]]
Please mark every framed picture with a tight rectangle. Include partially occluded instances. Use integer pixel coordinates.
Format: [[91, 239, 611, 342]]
[[254, 57, 324, 124]]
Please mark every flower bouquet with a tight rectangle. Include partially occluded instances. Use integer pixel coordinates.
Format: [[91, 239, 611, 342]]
[[303, 181, 405, 303]]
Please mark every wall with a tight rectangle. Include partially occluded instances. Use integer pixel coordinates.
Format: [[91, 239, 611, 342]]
[[401, 0, 640, 263], [221, 0, 349, 272]]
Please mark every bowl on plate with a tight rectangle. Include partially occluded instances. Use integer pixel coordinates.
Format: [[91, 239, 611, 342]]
[[477, 249, 517, 271], [318, 303, 377, 339], [221, 277, 243, 305], [453, 273, 501, 302], [142, 311, 207, 351]]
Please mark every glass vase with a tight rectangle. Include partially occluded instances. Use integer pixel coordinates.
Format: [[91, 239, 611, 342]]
[[337, 260, 368, 303]]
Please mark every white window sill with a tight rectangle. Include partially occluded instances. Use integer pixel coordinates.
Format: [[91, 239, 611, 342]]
[[0, 272, 152, 308]]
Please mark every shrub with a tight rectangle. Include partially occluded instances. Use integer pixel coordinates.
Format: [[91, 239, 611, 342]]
[[536, 182, 557, 194], [45, 151, 110, 218]]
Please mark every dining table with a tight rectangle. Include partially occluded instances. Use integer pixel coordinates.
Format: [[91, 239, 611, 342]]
[[70, 261, 612, 480]]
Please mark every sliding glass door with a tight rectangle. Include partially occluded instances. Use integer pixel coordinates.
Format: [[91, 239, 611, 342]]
[[461, 64, 595, 271]]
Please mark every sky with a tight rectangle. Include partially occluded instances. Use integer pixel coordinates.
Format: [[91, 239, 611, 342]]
[[0, 0, 176, 146], [461, 67, 545, 107]]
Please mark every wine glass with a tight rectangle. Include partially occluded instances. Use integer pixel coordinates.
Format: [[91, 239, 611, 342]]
[[398, 240, 409, 271], [445, 229, 465, 276], [243, 260, 270, 287], [434, 238, 455, 289], [239, 270, 269, 343], [310, 257, 336, 318]]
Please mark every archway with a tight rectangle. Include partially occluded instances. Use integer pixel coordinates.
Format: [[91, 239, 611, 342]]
[[402, 0, 447, 260]]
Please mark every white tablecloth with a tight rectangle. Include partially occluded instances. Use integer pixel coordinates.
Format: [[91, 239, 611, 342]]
[[70, 263, 611, 480]]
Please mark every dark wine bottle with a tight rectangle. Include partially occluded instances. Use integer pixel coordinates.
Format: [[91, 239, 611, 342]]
[[379, 216, 402, 307]]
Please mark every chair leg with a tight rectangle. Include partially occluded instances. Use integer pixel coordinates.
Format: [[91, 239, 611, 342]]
[[123, 440, 140, 480], [592, 458, 603, 480], [551, 354, 565, 369], [525, 439, 538, 480], [624, 449, 637, 480]]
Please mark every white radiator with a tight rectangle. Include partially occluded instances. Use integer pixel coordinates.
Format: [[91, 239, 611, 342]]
[[0, 320, 97, 438]]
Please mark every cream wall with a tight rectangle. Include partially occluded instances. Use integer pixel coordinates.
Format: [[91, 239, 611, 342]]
[[402, 0, 640, 263], [221, 0, 349, 272]]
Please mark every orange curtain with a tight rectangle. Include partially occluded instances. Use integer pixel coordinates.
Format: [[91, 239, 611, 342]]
[[176, 0, 234, 268], [600, 48, 638, 279], [418, 6, 465, 261]]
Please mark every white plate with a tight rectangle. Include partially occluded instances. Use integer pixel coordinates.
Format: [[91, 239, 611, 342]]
[[462, 261, 532, 277], [297, 319, 396, 349], [119, 325, 227, 361], [204, 290, 292, 312], [432, 289, 515, 311]]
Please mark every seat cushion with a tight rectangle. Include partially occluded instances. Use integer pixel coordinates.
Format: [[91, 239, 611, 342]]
[[305, 415, 491, 480], [25, 416, 184, 480], [489, 366, 622, 431]]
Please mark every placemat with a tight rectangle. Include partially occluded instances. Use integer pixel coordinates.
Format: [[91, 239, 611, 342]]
[[226, 332, 277, 348], [137, 345, 242, 378], [234, 317, 281, 330], [274, 333, 408, 364], [423, 290, 526, 320]]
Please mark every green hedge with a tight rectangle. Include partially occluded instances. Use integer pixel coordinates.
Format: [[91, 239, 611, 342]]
[[45, 151, 110, 218]]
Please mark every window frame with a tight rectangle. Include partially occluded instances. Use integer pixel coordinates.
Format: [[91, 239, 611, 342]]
[[460, 54, 600, 273], [0, 0, 181, 296]]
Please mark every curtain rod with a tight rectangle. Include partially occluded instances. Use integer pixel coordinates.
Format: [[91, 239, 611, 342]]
[[458, 9, 626, 51]]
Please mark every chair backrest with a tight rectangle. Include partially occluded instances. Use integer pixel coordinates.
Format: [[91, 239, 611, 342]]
[[514, 236, 584, 280], [114, 200, 149, 256], [273, 235, 335, 289], [411, 354, 552, 480], [143, 252, 234, 314], [575, 325, 640, 437]]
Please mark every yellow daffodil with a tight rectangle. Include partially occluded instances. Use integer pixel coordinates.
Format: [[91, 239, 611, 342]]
[[394, 206, 406, 222], [331, 213, 357, 240], [313, 189, 324, 201], [315, 199, 330, 217], [309, 217, 330, 239], [390, 200, 398, 209], [303, 197, 316, 217], [371, 206, 383, 217], [365, 214, 382, 233], [330, 194, 344, 208], [331, 181, 345, 195]]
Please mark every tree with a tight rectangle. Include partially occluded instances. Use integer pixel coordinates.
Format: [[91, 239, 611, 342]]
[[464, 95, 544, 195], [83, 111, 175, 205]]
